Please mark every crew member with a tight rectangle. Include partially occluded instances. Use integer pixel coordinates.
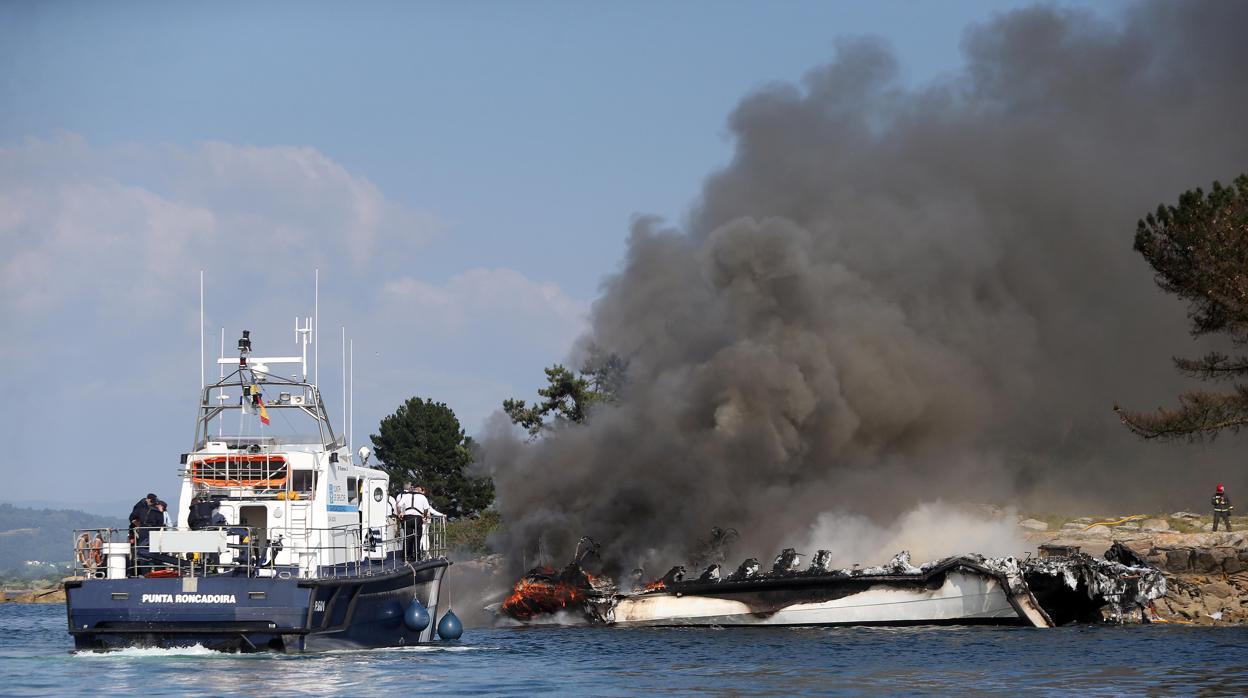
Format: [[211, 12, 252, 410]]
[[414, 486, 444, 556], [188, 496, 217, 530], [393, 482, 441, 561], [129, 493, 157, 547], [1212, 484, 1234, 532], [156, 500, 172, 528]]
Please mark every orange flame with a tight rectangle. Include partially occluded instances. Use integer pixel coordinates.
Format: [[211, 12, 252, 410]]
[[501, 577, 584, 621], [643, 580, 667, 592]]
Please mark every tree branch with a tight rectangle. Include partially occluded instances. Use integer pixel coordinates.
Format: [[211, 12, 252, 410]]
[[1114, 385, 1248, 441]]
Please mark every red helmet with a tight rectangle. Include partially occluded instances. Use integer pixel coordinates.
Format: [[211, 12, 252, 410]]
[[1217, 484, 1225, 493]]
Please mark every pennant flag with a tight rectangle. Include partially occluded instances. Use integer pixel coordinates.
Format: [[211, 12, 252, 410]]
[[258, 395, 270, 425]]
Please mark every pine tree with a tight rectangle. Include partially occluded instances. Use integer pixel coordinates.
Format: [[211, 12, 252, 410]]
[[1115, 174, 1248, 440], [370, 397, 494, 517]]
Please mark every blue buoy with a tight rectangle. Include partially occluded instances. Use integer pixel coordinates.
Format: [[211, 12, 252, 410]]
[[437, 609, 463, 640], [403, 599, 430, 632]]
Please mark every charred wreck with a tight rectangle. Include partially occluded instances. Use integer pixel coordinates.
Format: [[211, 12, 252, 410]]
[[500, 542, 1166, 629]]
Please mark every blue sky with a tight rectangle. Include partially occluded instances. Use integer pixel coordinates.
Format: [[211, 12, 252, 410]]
[[0, 0, 1121, 511]]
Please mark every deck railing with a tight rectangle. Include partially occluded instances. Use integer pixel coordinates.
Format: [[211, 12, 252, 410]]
[[71, 517, 447, 580]]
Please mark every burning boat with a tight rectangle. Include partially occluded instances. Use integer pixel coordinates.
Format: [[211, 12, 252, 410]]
[[500, 542, 1166, 629]]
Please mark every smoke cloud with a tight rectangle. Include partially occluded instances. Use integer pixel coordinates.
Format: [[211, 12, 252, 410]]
[[479, 1, 1248, 574], [799, 502, 1029, 570]]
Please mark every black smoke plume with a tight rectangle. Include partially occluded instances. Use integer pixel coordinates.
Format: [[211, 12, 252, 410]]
[[479, 1, 1248, 573]]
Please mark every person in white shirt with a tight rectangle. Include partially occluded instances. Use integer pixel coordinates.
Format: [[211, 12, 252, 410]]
[[393, 482, 443, 560]]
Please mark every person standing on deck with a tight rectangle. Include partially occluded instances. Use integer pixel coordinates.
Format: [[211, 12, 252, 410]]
[[1212, 484, 1234, 532], [393, 483, 442, 561]]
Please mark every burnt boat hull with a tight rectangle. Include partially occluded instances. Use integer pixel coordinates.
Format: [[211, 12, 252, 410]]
[[66, 559, 449, 652], [612, 569, 1020, 627]]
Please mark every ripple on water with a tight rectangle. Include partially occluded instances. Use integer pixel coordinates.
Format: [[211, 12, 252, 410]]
[[3, 605, 1248, 696]]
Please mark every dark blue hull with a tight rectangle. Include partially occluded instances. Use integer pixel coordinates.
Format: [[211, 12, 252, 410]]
[[66, 559, 449, 652]]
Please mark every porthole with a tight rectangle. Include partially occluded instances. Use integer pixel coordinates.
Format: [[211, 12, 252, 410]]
[[373, 487, 384, 502]]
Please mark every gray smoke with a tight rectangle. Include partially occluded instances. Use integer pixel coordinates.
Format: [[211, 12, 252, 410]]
[[479, 1, 1248, 574]]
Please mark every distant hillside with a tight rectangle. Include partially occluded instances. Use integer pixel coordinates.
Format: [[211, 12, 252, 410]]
[[0, 504, 125, 577]]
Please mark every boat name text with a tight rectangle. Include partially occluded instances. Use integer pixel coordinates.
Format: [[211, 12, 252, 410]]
[[140, 593, 237, 604]]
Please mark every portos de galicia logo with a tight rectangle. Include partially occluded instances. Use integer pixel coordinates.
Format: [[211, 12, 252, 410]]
[[140, 593, 237, 604]]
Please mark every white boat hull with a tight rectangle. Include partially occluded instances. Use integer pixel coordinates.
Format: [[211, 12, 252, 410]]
[[612, 570, 1018, 626]]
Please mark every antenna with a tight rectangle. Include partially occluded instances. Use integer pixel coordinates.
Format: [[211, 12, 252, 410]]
[[341, 326, 347, 444], [314, 269, 319, 388], [197, 272, 202, 394], [218, 327, 225, 437], [295, 316, 311, 379], [349, 338, 354, 455]]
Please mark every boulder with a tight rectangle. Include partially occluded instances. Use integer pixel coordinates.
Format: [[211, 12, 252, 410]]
[[1083, 525, 1111, 538], [1223, 554, 1246, 574], [1192, 549, 1224, 573], [1141, 518, 1170, 532], [1061, 523, 1084, 531], [1204, 581, 1237, 598], [1164, 548, 1192, 571], [1171, 511, 1202, 519], [1018, 518, 1049, 531]]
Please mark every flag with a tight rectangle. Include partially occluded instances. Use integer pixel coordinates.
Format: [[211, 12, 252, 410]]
[[258, 396, 270, 425]]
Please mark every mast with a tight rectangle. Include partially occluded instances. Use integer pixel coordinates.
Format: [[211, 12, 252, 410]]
[[199, 271, 205, 390], [341, 326, 347, 446], [314, 269, 319, 389], [349, 338, 354, 454]]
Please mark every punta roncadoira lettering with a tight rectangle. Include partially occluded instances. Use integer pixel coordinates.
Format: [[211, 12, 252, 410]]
[[140, 593, 237, 604]]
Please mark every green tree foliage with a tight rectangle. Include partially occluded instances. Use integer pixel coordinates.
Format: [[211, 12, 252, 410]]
[[370, 397, 494, 518], [1116, 174, 1248, 440], [503, 349, 629, 437]]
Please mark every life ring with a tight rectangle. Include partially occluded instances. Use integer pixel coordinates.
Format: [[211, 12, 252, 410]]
[[75, 535, 90, 566], [90, 537, 104, 567]]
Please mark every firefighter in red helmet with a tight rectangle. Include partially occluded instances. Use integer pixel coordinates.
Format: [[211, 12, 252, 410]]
[[1212, 484, 1233, 532]]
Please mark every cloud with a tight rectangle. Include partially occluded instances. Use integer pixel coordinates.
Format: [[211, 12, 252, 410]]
[[0, 133, 439, 317], [382, 267, 589, 343], [0, 133, 586, 503]]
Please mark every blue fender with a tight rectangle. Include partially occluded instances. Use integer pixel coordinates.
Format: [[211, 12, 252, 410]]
[[404, 598, 430, 632], [437, 609, 463, 640]]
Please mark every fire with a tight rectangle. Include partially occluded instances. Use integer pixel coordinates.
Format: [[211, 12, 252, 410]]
[[643, 580, 667, 592], [501, 577, 584, 621]]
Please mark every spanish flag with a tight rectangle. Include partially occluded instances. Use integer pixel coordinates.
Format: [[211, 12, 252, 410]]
[[258, 395, 270, 425]]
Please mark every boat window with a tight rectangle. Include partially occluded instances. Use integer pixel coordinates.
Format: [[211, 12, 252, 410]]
[[292, 469, 318, 496], [347, 477, 360, 505]]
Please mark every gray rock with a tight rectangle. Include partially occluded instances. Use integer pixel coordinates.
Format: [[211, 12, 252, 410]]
[[1083, 525, 1111, 538], [1223, 555, 1246, 574], [1018, 519, 1049, 531], [1193, 549, 1221, 573], [1141, 518, 1170, 532], [1061, 523, 1084, 531], [1164, 549, 1192, 571]]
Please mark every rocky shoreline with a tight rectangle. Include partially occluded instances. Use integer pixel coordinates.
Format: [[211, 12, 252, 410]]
[[1020, 514, 1248, 625], [1, 586, 65, 604]]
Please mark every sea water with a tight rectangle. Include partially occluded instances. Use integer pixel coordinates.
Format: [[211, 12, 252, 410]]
[[1, 604, 1245, 695]]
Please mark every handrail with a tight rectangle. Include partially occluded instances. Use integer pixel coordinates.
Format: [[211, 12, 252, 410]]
[[72, 517, 447, 581]]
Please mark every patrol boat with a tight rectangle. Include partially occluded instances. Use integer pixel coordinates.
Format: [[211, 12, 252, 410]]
[[66, 328, 458, 652]]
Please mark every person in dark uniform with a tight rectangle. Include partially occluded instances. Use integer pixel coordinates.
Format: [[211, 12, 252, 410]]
[[1212, 484, 1234, 532], [128, 493, 157, 546]]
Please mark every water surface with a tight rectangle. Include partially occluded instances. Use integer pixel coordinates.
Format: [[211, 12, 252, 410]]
[[2, 604, 1244, 695]]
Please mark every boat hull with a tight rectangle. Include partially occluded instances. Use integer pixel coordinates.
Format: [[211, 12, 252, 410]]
[[612, 570, 1021, 627], [65, 559, 449, 652]]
